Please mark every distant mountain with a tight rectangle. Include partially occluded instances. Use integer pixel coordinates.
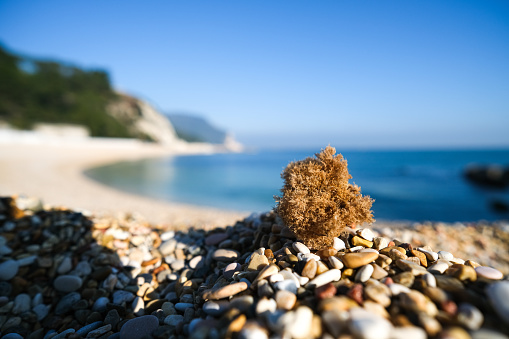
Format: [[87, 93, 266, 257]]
[[167, 113, 224, 143]]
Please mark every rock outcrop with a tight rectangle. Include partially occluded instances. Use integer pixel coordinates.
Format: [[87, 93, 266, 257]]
[[107, 93, 179, 145]]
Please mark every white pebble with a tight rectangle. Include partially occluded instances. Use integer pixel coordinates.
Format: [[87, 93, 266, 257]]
[[476, 266, 504, 280], [333, 238, 346, 251], [132, 296, 145, 316], [269, 273, 284, 284], [417, 248, 438, 262], [355, 265, 374, 283], [308, 269, 342, 288], [349, 307, 393, 339], [358, 228, 374, 242], [389, 283, 410, 296], [437, 251, 454, 261], [423, 273, 436, 288], [328, 256, 344, 270], [292, 242, 310, 254]]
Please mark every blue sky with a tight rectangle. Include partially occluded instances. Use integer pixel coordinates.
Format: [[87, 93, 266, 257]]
[[1, 1, 508, 149]]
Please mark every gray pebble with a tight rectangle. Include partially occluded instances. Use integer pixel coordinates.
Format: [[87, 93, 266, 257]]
[[0, 260, 19, 281], [55, 292, 80, 315], [12, 293, 30, 314], [53, 275, 82, 293], [76, 321, 103, 336]]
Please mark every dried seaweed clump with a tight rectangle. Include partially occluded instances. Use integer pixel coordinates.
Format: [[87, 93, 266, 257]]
[[276, 146, 374, 249]]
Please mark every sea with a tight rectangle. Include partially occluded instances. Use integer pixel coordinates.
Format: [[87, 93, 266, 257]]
[[85, 148, 509, 223]]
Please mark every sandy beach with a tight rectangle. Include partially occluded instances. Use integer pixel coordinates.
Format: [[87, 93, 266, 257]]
[[0, 133, 249, 228]]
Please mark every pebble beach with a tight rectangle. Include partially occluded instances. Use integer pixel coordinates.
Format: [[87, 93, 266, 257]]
[[1, 138, 509, 338], [0, 197, 508, 339]]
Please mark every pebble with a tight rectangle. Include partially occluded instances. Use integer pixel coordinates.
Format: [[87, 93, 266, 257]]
[[247, 253, 269, 271], [113, 290, 135, 304], [457, 303, 484, 330], [308, 269, 342, 287], [53, 275, 83, 293], [292, 242, 310, 254], [0, 260, 19, 281], [475, 266, 504, 280], [12, 293, 30, 314], [213, 249, 240, 262], [203, 300, 230, 316], [275, 290, 296, 310], [301, 259, 317, 279], [390, 326, 427, 339], [438, 250, 454, 261], [486, 281, 509, 324], [273, 279, 298, 294], [203, 281, 248, 300], [417, 248, 439, 262], [119, 315, 159, 339], [355, 264, 374, 282], [342, 252, 379, 268], [205, 232, 228, 246], [164, 314, 184, 327], [328, 256, 344, 270], [358, 228, 375, 242], [349, 307, 393, 339], [333, 238, 346, 251]]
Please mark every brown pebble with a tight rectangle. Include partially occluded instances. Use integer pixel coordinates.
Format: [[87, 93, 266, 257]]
[[203, 282, 248, 300], [315, 283, 337, 300], [347, 283, 364, 305], [351, 236, 373, 248], [411, 250, 428, 267], [342, 252, 379, 269], [301, 259, 317, 279]]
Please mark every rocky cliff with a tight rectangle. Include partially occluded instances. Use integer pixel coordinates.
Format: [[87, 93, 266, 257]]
[[106, 93, 179, 145]]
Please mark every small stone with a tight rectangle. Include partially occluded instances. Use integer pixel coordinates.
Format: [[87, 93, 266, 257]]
[[159, 239, 177, 256], [239, 321, 269, 339], [371, 264, 388, 280], [333, 238, 346, 251], [423, 272, 437, 288], [308, 269, 342, 288], [104, 309, 120, 329], [132, 296, 145, 316], [395, 259, 427, 275], [486, 281, 509, 324], [205, 232, 228, 246], [428, 260, 451, 274], [53, 275, 83, 293], [392, 271, 415, 287], [389, 283, 411, 296], [273, 279, 298, 294], [189, 255, 204, 269], [292, 242, 310, 254], [0, 260, 19, 280], [57, 256, 73, 274], [203, 300, 230, 316], [203, 282, 248, 300], [32, 303, 50, 321], [164, 314, 184, 327], [275, 290, 296, 310], [224, 262, 241, 279], [364, 282, 391, 307], [212, 249, 240, 262], [417, 248, 438, 262], [342, 252, 379, 268], [12, 293, 30, 314], [247, 253, 269, 271], [373, 237, 389, 250], [92, 296, 109, 312], [453, 265, 477, 282], [357, 228, 374, 242], [349, 307, 393, 339], [301, 259, 317, 279], [315, 283, 337, 300], [113, 290, 135, 304], [328, 256, 344, 270], [411, 250, 428, 267], [475, 266, 503, 280], [355, 264, 374, 282], [175, 302, 194, 311], [256, 297, 277, 316], [438, 251, 454, 261], [87, 324, 112, 338], [255, 264, 279, 281], [351, 236, 373, 248], [457, 303, 484, 330], [55, 292, 81, 315], [119, 315, 159, 339], [390, 326, 427, 339]]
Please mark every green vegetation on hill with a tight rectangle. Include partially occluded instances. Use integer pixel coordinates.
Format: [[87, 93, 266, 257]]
[[0, 44, 132, 138]]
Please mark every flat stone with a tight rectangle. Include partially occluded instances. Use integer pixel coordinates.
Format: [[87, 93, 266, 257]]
[[92, 296, 109, 312], [373, 237, 389, 250], [364, 282, 391, 307], [273, 279, 298, 294], [255, 264, 279, 281], [203, 282, 248, 300], [205, 232, 228, 246], [175, 302, 194, 311], [12, 293, 30, 314], [275, 290, 296, 310], [0, 260, 19, 280], [33, 303, 50, 321], [159, 239, 177, 256], [342, 252, 379, 268], [53, 275, 83, 293], [55, 292, 81, 315], [87, 324, 112, 338], [247, 253, 269, 271], [224, 263, 242, 279], [119, 315, 159, 339], [212, 249, 240, 262], [390, 326, 427, 339], [454, 265, 477, 282], [113, 290, 135, 304], [308, 269, 342, 288], [395, 259, 427, 275], [292, 242, 310, 254], [486, 281, 509, 324], [164, 314, 184, 327], [457, 303, 484, 330], [438, 251, 454, 261], [189, 255, 204, 269], [475, 266, 503, 280], [417, 248, 438, 262], [427, 260, 451, 274], [57, 256, 73, 274], [203, 300, 230, 316], [371, 264, 388, 280]]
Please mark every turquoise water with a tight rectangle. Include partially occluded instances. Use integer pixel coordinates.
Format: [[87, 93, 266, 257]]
[[85, 149, 509, 222]]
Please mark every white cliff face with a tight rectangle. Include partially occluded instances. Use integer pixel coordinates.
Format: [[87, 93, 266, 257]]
[[134, 100, 178, 145], [107, 93, 179, 145]]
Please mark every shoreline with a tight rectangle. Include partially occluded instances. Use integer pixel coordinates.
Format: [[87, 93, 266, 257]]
[[0, 134, 250, 228]]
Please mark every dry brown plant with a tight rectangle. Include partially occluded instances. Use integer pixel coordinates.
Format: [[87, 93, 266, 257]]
[[275, 146, 374, 249]]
